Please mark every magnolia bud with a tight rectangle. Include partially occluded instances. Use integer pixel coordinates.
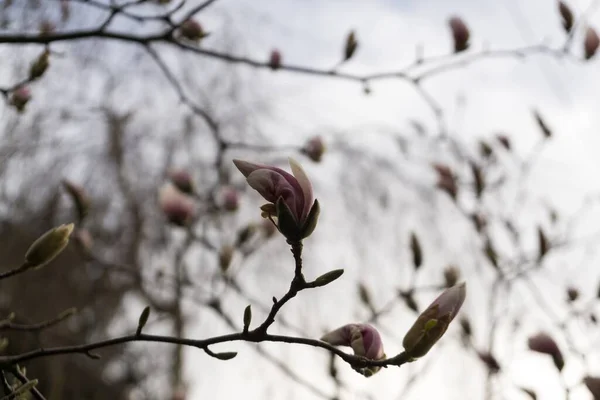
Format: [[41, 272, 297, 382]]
[[219, 245, 234, 273], [477, 351, 501, 373], [180, 19, 206, 41], [269, 49, 281, 70], [410, 232, 423, 270], [566, 287, 579, 302], [496, 134, 511, 150], [402, 283, 466, 358], [25, 223, 74, 269], [448, 16, 470, 53], [584, 27, 599, 60], [558, 2, 574, 33], [344, 30, 358, 61], [62, 180, 90, 222], [443, 266, 460, 287], [168, 169, 194, 195], [10, 86, 31, 112], [302, 136, 326, 162], [220, 186, 239, 212], [29, 49, 50, 80], [584, 376, 600, 399], [527, 332, 564, 371], [158, 184, 196, 227]]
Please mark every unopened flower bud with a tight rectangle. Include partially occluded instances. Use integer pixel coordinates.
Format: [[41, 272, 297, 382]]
[[443, 266, 460, 287], [344, 30, 358, 61], [269, 49, 281, 70], [62, 180, 90, 222], [321, 323, 385, 377], [496, 134, 511, 150], [180, 19, 206, 41], [402, 283, 466, 358], [302, 136, 326, 162], [29, 49, 50, 80], [527, 332, 564, 371], [584, 376, 600, 399], [39, 20, 55, 35], [158, 184, 196, 227], [448, 16, 470, 53], [168, 169, 194, 195], [219, 245, 234, 273], [566, 287, 579, 302], [25, 223, 75, 269], [477, 351, 501, 373], [220, 186, 239, 212], [558, 1, 574, 33], [584, 27, 599, 60], [10, 86, 31, 112]]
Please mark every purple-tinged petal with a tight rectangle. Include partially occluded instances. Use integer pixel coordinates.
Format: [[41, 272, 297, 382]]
[[233, 159, 263, 178], [247, 170, 297, 217]]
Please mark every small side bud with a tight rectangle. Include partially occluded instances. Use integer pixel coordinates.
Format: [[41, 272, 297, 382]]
[[343, 30, 358, 61], [219, 245, 235, 273], [558, 1, 574, 33], [410, 232, 423, 270], [10, 86, 31, 112], [533, 109, 552, 138], [448, 16, 470, 53], [269, 49, 282, 70], [180, 19, 207, 41], [444, 266, 460, 287], [136, 306, 151, 335], [168, 169, 194, 195], [585, 26, 600, 60], [477, 351, 501, 373], [310, 269, 344, 287], [243, 305, 252, 332], [566, 287, 579, 302], [24, 223, 75, 269], [29, 49, 50, 80], [302, 136, 326, 163]]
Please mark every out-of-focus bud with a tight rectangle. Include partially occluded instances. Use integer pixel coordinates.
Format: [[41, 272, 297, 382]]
[[538, 227, 549, 261], [39, 20, 55, 35], [74, 228, 93, 253], [168, 169, 194, 195], [344, 30, 358, 61], [470, 162, 484, 199], [477, 351, 501, 373], [62, 180, 90, 223], [321, 323, 385, 377], [459, 316, 472, 347], [358, 282, 375, 312], [10, 86, 31, 112], [269, 49, 282, 70], [533, 110, 552, 138], [484, 239, 499, 270], [236, 224, 257, 247], [470, 213, 487, 233], [584, 376, 600, 399], [444, 266, 460, 288], [432, 163, 458, 200], [402, 283, 466, 358], [219, 245, 234, 273], [585, 27, 600, 60], [220, 186, 239, 212], [558, 1, 574, 33], [566, 287, 579, 302], [410, 232, 423, 270], [399, 290, 419, 313], [302, 136, 326, 163], [24, 223, 75, 269], [496, 134, 511, 150], [527, 332, 564, 371], [29, 49, 50, 80], [61, 0, 70, 21], [179, 19, 207, 41], [158, 184, 196, 227], [448, 16, 470, 53], [479, 141, 493, 158]]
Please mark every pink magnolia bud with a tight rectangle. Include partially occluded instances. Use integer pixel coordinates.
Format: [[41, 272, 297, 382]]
[[558, 1, 574, 33], [220, 186, 239, 212], [233, 158, 319, 242], [527, 332, 564, 371], [74, 228, 93, 253], [302, 136, 326, 163], [158, 184, 196, 227], [10, 86, 31, 112], [584, 376, 600, 399], [321, 323, 385, 376], [584, 27, 600, 60], [402, 283, 466, 358], [448, 16, 470, 53], [180, 19, 206, 41], [168, 169, 194, 195], [269, 49, 281, 70]]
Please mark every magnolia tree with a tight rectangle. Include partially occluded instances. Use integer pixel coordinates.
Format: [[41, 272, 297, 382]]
[[1, 0, 600, 400]]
